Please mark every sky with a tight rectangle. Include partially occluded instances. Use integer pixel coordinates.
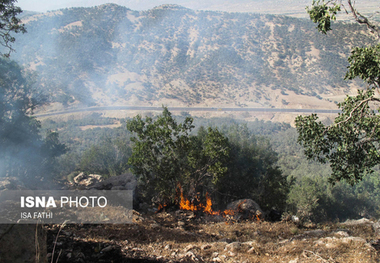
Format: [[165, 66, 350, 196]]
[[16, 0, 311, 16], [15, 0, 379, 20], [17, 0, 245, 12]]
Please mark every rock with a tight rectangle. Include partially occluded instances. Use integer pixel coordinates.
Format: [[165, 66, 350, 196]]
[[247, 247, 257, 254], [315, 236, 368, 249], [201, 244, 212, 250], [0, 224, 47, 263], [89, 173, 136, 190], [228, 251, 236, 257], [242, 241, 258, 247], [291, 215, 300, 223], [314, 237, 336, 247], [226, 199, 263, 220], [341, 236, 367, 244], [372, 220, 380, 237], [72, 172, 104, 187], [183, 251, 198, 261], [100, 245, 114, 253], [212, 257, 222, 262], [150, 223, 160, 229], [334, 231, 349, 238], [224, 242, 241, 252], [73, 172, 86, 184], [341, 218, 374, 226], [303, 230, 326, 237], [164, 244, 171, 250], [184, 244, 196, 252]]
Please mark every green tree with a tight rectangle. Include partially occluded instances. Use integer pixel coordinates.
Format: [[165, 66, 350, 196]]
[[186, 126, 230, 197], [216, 124, 289, 211], [0, 58, 66, 184], [296, 0, 380, 184], [79, 137, 131, 177], [126, 107, 229, 204], [0, 1, 66, 185], [0, 0, 26, 57]]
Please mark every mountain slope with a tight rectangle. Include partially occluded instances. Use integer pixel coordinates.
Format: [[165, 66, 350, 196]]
[[8, 4, 377, 114]]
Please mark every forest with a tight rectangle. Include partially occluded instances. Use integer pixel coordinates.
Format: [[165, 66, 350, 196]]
[[1, 1, 380, 225], [34, 108, 380, 223]]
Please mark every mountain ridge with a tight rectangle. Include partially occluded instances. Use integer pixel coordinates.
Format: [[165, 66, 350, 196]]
[[7, 3, 377, 123]]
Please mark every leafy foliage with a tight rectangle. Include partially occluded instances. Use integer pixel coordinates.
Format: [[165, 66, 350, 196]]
[[0, 0, 26, 57], [306, 0, 341, 34], [296, 89, 380, 184], [216, 124, 290, 211], [127, 107, 229, 203], [345, 44, 380, 87], [43, 113, 380, 220], [0, 58, 66, 184], [79, 137, 131, 177], [296, 1, 380, 185]]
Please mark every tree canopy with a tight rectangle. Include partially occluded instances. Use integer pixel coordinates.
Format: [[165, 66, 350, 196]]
[[0, 58, 66, 184], [0, 0, 26, 57], [126, 107, 230, 204], [0, 1, 66, 187], [127, 107, 290, 211], [296, 0, 380, 184]]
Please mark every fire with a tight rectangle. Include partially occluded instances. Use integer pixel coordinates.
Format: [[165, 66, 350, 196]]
[[157, 184, 261, 222], [177, 185, 219, 215]]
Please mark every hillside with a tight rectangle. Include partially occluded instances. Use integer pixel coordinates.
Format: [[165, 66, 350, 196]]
[[7, 4, 378, 122]]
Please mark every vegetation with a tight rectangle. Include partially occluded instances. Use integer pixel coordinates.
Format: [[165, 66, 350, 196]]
[[3, 1, 379, 221], [7, 4, 375, 108], [0, 0, 26, 57], [296, 0, 380, 185], [0, 2, 66, 186], [41, 112, 380, 221], [126, 107, 222, 204]]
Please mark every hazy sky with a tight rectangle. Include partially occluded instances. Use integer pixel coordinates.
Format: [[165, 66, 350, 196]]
[[16, 0, 311, 14], [17, 0, 239, 12]]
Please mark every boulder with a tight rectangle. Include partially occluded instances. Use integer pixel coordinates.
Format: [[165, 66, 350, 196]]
[[73, 173, 104, 187], [372, 220, 380, 238], [0, 224, 47, 263], [73, 172, 86, 184], [89, 173, 136, 190], [226, 199, 263, 220]]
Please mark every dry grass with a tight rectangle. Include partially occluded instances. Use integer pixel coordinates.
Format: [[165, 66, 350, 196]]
[[45, 211, 380, 262]]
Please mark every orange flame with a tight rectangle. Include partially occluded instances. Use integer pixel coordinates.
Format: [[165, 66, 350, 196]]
[[157, 184, 261, 221], [177, 185, 219, 215]]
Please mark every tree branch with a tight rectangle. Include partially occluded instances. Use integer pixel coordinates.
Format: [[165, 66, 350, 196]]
[[325, 96, 380, 133], [347, 0, 380, 40]]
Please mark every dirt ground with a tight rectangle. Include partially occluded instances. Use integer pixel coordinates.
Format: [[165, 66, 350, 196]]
[[45, 210, 380, 263]]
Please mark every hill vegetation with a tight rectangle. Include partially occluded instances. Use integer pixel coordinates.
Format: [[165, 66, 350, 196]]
[[3, 2, 380, 222], [5, 3, 376, 112], [40, 111, 380, 222]]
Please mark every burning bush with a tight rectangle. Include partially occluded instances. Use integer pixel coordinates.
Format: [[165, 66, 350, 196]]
[[128, 108, 290, 213]]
